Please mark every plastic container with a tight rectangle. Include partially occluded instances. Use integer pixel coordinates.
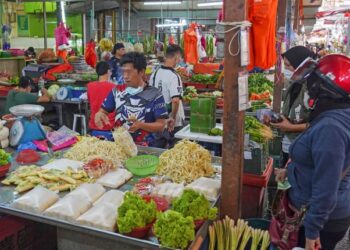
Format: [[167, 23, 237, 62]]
[[122, 222, 154, 239], [16, 149, 41, 164], [243, 157, 273, 187], [0, 86, 14, 97], [69, 87, 86, 99], [0, 163, 10, 177], [143, 195, 169, 212], [125, 155, 159, 176], [2, 114, 16, 129]]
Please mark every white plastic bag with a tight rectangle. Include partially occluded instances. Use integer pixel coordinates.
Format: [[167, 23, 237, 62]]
[[77, 203, 118, 231], [97, 169, 133, 189], [94, 190, 125, 208], [68, 183, 106, 203], [186, 177, 221, 201], [45, 195, 92, 223], [12, 186, 59, 213], [152, 182, 185, 201]]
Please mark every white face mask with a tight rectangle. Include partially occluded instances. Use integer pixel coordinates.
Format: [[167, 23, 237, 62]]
[[125, 86, 143, 96], [283, 69, 294, 80]]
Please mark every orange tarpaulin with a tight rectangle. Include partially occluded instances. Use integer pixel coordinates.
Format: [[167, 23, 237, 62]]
[[44, 64, 73, 81], [184, 23, 199, 65], [247, 0, 278, 70]]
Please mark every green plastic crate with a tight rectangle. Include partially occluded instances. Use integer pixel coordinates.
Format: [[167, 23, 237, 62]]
[[190, 97, 216, 133]]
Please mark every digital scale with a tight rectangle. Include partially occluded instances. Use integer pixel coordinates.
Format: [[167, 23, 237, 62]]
[[9, 105, 46, 147]]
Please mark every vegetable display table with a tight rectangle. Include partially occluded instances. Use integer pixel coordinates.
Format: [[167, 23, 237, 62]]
[[0, 146, 220, 250]]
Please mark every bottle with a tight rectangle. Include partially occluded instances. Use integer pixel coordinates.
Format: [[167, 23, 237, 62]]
[[38, 77, 45, 96]]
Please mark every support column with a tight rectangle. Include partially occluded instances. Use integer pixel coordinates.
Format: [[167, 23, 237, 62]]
[[272, 0, 287, 113], [43, 0, 48, 49], [220, 0, 246, 220]]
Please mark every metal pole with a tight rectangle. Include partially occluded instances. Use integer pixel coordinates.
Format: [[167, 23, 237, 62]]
[[43, 0, 48, 49], [91, 0, 95, 40], [220, 0, 246, 220], [83, 13, 87, 51], [128, 0, 131, 37], [273, 0, 288, 113]]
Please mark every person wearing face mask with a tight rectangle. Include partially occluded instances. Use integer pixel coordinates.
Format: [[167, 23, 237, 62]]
[[150, 44, 185, 148], [94, 52, 168, 146], [274, 54, 350, 250], [271, 46, 315, 167]]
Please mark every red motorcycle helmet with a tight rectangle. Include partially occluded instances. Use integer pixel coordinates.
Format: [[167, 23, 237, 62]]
[[316, 54, 350, 96]]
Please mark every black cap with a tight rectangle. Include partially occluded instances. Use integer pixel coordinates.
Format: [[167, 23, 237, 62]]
[[112, 43, 125, 54]]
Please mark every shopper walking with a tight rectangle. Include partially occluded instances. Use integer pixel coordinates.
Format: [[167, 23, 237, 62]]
[[94, 52, 168, 146], [150, 44, 185, 148], [271, 46, 314, 167], [108, 43, 126, 84], [275, 54, 350, 250]]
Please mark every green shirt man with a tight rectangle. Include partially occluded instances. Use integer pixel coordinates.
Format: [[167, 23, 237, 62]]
[[3, 76, 50, 115]]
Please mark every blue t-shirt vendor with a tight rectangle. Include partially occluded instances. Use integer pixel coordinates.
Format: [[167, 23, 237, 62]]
[[94, 52, 168, 146]]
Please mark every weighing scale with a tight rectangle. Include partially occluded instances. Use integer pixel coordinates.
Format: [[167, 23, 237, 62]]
[[9, 104, 46, 147]]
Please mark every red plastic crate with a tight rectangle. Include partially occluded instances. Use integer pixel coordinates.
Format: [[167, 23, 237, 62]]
[[0, 86, 14, 97], [243, 157, 273, 187]]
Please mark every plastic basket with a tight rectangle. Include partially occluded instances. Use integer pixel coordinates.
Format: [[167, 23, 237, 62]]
[[125, 155, 159, 176]]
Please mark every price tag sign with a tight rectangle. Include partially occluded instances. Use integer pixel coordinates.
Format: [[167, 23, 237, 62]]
[[238, 72, 250, 111]]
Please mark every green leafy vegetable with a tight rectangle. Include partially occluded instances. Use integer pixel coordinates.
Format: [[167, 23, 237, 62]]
[[245, 116, 273, 143], [117, 192, 157, 233], [191, 74, 219, 84], [0, 149, 10, 166], [154, 210, 195, 249], [173, 189, 217, 220], [248, 73, 273, 95]]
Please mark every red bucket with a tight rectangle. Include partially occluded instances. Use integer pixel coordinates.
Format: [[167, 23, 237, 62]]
[[0, 163, 11, 178]]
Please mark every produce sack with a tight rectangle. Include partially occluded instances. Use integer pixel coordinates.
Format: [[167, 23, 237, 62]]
[[12, 186, 59, 213], [112, 127, 137, 157], [77, 203, 118, 232], [94, 190, 125, 208], [68, 183, 106, 203], [45, 195, 91, 223], [85, 41, 97, 68]]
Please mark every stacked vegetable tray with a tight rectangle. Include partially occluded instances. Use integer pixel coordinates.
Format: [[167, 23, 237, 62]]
[[0, 136, 223, 250]]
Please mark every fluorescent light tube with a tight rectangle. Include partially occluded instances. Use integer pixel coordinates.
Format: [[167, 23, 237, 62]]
[[144, 1, 181, 5], [156, 20, 187, 27], [197, 1, 223, 7]]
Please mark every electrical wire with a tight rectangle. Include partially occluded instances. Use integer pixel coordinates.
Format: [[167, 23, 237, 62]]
[[217, 21, 252, 56]]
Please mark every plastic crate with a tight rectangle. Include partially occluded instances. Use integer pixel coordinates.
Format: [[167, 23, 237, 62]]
[[244, 144, 269, 175], [0, 86, 14, 97], [243, 157, 273, 187]]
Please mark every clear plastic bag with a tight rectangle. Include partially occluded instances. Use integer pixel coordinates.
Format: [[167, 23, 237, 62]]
[[97, 169, 133, 189], [113, 127, 138, 158], [77, 203, 118, 232], [94, 190, 125, 208], [45, 195, 92, 223], [12, 186, 59, 213], [186, 177, 220, 201], [68, 183, 106, 203]]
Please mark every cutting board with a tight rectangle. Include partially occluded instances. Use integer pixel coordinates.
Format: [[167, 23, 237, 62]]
[[41, 159, 84, 171]]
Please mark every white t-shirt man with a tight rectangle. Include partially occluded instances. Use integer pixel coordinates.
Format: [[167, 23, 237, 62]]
[[150, 65, 185, 127]]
